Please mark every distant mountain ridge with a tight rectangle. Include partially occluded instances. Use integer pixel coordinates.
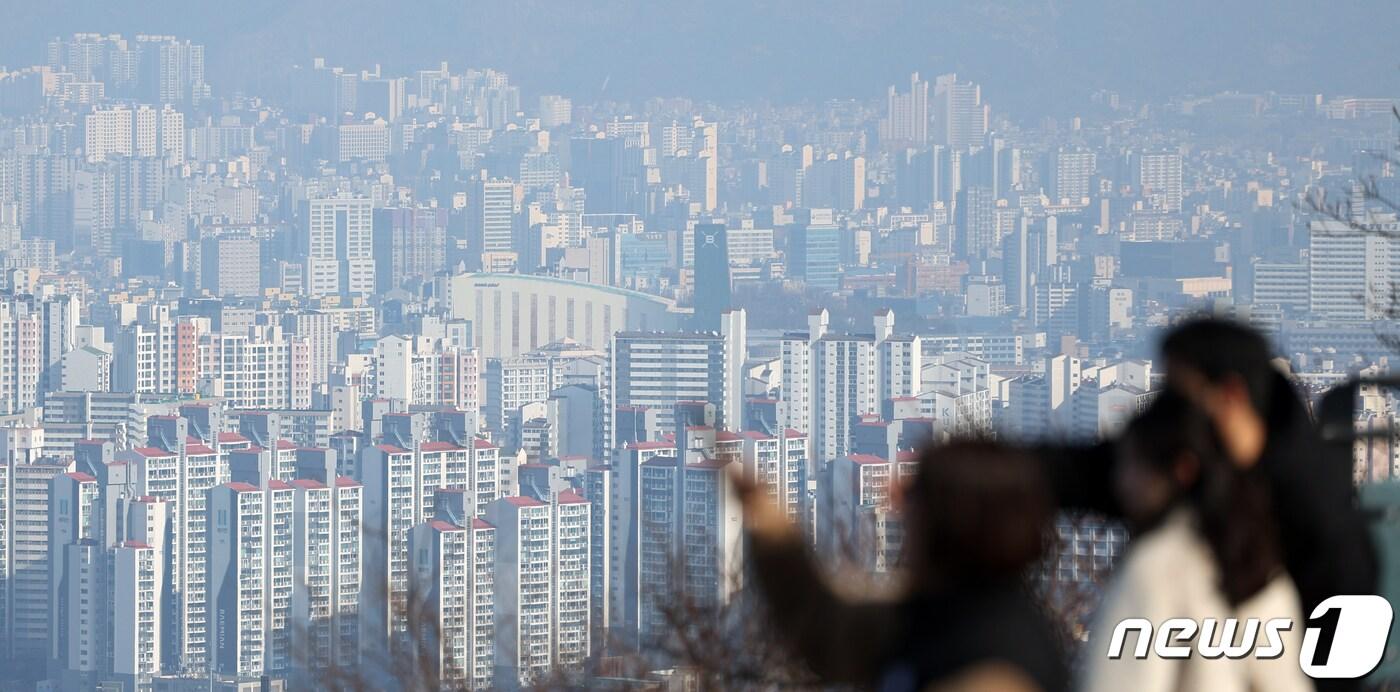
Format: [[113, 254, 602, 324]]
[[3, 0, 1395, 113]]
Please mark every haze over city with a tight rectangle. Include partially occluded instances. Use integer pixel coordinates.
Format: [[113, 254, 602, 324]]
[[1, 1, 1399, 690]]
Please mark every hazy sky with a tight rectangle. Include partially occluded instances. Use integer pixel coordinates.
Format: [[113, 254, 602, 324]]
[[4, 0, 1398, 112]]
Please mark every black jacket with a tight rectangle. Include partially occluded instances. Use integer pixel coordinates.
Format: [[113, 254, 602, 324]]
[[747, 532, 1068, 692]]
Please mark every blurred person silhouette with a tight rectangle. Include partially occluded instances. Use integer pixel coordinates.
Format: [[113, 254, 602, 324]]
[[1080, 391, 1311, 692], [1040, 317, 1374, 691], [739, 440, 1068, 692]]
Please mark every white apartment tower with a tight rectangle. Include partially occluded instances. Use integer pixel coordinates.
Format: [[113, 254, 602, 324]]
[[49, 471, 100, 670], [305, 194, 375, 297], [407, 517, 495, 688], [486, 496, 554, 687], [880, 72, 929, 147], [112, 304, 177, 395], [374, 335, 481, 412], [111, 540, 163, 682], [0, 298, 43, 414], [288, 475, 363, 675], [934, 73, 988, 151], [608, 309, 747, 455], [84, 107, 133, 162], [740, 429, 808, 525], [474, 179, 518, 254], [122, 422, 227, 674], [636, 455, 680, 643], [206, 480, 295, 679], [2, 428, 67, 664], [552, 490, 591, 668], [361, 437, 497, 657], [679, 460, 743, 615], [1136, 151, 1184, 213], [110, 496, 168, 685], [780, 310, 919, 464], [581, 465, 611, 651]]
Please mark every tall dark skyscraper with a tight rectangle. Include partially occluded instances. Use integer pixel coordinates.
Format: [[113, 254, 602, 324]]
[[569, 135, 645, 215], [692, 222, 731, 331]]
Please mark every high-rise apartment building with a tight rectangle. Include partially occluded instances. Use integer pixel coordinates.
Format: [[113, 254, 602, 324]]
[[1, 427, 67, 666], [214, 325, 311, 410], [287, 473, 362, 676], [552, 490, 591, 668], [83, 104, 183, 164], [112, 304, 177, 395], [206, 480, 295, 679], [538, 95, 573, 129], [49, 470, 100, 677], [956, 184, 997, 259], [0, 297, 43, 414], [111, 538, 163, 684], [486, 495, 555, 687], [609, 309, 746, 452], [934, 73, 988, 151], [304, 194, 375, 297], [136, 35, 208, 105], [880, 72, 929, 147], [373, 335, 481, 414], [1048, 148, 1097, 202], [407, 517, 496, 687], [819, 452, 916, 572], [779, 310, 920, 463], [360, 436, 497, 656], [1136, 151, 1184, 213], [472, 178, 518, 257], [120, 416, 227, 674]]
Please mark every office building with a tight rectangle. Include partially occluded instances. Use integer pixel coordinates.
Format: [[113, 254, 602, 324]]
[[788, 209, 841, 291], [472, 179, 518, 256], [199, 233, 262, 297], [1309, 216, 1400, 320], [691, 223, 731, 331]]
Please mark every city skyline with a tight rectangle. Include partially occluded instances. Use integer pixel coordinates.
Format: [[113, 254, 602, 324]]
[[1, 8, 1399, 690]]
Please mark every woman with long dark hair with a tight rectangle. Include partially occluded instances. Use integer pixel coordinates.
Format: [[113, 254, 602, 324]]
[[1041, 317, 1375, 634], [1080, 391, 1311, 692]]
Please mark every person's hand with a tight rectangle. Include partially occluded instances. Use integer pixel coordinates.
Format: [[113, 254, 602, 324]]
[[1171, 368, 1266, 468], [729, 464, 797, 541]]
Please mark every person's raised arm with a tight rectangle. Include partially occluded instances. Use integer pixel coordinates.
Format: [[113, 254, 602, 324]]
[[735, 468, 899, 684]]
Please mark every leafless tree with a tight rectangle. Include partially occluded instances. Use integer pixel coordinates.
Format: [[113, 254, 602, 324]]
[[1299, 106, 1400, 352]]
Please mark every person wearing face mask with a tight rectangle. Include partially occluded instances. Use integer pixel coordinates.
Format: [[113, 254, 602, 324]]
[[1039, 317, 1376, 691], [1080, 391, 1311, 692]]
